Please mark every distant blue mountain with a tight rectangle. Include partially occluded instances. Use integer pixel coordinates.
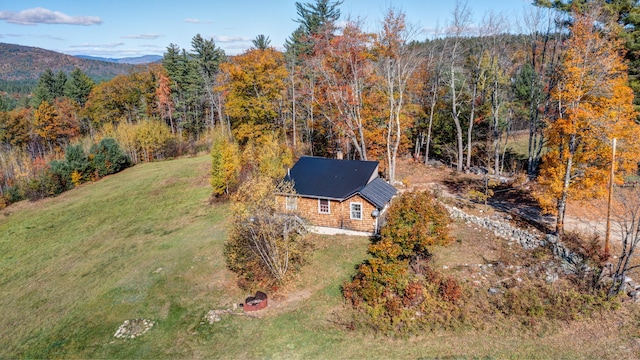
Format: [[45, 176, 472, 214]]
[[74, 54, 163, 64]]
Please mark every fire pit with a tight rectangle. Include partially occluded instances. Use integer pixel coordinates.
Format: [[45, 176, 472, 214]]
[[244, 291, 268, 312]]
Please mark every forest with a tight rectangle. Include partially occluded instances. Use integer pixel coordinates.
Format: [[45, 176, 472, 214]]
[[2, 0, 640, 232]]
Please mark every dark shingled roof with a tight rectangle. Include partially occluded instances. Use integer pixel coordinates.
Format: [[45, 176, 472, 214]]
[[359, 177, 397, 209], [284, 156, 396, 208]]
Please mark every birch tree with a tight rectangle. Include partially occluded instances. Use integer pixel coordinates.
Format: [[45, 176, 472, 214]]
[[375, 8, 423, 183], [312, 19, 376, 160], [446, 1, 472, 172]]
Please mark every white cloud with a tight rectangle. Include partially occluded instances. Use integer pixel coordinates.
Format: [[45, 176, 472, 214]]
[[1, 33, 64, 40], [185, 18, 212, 24], [0, 7, 102, 26], [121, 33, 162, 40], [139, 44, 164, 49], [213, 35, 251, 43], [68, 42, 124, 49]]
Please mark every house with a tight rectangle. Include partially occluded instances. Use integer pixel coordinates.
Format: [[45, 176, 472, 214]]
[[279, 156, 397, 235]]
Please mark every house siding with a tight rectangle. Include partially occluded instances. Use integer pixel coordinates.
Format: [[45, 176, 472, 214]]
[[278, 194, 378, 233]]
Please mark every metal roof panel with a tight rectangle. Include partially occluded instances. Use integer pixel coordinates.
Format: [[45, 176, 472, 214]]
[[359, 177, 397, 209], [284, 156, 379, 199]]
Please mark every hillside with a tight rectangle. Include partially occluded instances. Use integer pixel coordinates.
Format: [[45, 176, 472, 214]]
[[0, 43, 137, 82], [1, 155, 639, 358]]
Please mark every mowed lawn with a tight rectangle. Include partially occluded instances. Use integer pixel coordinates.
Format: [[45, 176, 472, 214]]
[[1, 155, 637, 359], [0, 155, 374, 359], [0, 156, 228, 357]]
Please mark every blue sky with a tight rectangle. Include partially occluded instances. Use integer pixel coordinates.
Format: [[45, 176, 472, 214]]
[[0, 1, 535, 58]]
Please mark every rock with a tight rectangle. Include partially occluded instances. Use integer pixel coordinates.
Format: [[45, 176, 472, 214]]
[[488, 287, 501, 295], [205, 309, 231, 324], [114, 318, 155, 339], [545, 272, 559, 284]]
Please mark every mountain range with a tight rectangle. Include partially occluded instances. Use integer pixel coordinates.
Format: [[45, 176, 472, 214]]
[[74, 54, 163, 65], [0, 43, 160, 82]]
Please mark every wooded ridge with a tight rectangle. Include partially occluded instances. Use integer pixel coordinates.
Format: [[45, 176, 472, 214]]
[[0, 43, 135, 82]]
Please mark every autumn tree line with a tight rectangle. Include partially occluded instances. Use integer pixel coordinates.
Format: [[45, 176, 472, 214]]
[[1, 0, 640, 229]]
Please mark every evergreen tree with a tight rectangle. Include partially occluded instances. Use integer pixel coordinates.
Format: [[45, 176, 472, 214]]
[[65, 68, 95, 107], [285, 0, 344, 57], [32, 69, 57, 106], [53, 71, 67, 99], [252, 34, 272, 50], [191, 34, 225, 128]]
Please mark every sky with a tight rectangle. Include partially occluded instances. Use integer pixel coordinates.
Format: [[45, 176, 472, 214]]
[[0, 0, 535, 58]]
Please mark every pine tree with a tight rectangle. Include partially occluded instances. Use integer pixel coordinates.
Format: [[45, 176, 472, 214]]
[[65, 68, 95, 107], [32, 69, 57, 107]]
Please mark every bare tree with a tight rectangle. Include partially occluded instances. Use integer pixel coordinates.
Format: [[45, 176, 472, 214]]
[[608, 187, 640, 296], [446, 0, 472, 172], [519, 6, 563, 179], [482, 12, 512, 176], [240, 211, 307, 281], [226, 177, 309, 284], [422, 27, 447, 165]]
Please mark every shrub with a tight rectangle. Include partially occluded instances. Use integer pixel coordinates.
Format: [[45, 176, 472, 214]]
[[89, 137, 130, 178], [45, 160, 73, 195], [343, 190, 461, 335], [4, 186, 24, 204], [64, 144, 91, 183], [496, 282, 618, 323], [377, 191, 452, 260], [342, 258, 464, 335]]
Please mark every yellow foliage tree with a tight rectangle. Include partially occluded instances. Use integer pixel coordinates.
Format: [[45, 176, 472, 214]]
[[135, 120, 173, 162], [240, 132, 293, 181], [218, 48, 288, 128], [210, 128, 241, 197], [537, 10, 640, 235]]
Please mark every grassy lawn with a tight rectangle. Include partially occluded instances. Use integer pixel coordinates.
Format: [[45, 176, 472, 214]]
[[1, 155, 638, 359]]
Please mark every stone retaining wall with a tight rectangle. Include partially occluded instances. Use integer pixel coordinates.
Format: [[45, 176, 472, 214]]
[[444, 204, 586, 273]]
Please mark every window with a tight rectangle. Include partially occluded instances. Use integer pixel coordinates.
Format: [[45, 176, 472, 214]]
[[350, 202, 362, 220], [319, 199, 330, 214], [286, 196, 297, 211]]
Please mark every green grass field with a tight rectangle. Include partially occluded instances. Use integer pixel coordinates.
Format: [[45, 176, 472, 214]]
[[1, 155, 638, 359]]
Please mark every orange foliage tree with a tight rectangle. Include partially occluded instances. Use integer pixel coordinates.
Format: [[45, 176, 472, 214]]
[[311, 19, 381, 160], [154, 65, 176, 134], [33, 100, 80, 153], [0, 108, 32, 148], [537, 9, 640, 235]]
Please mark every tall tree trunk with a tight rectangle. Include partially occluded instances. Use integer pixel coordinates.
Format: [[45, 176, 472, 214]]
[[451, 64, 464, 172], [492, 80, 501, 176], [466, 80, 478, 171], [424, 80, 438, 165], [556, 134, 576, 237], [291, 70, 297, 151]]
